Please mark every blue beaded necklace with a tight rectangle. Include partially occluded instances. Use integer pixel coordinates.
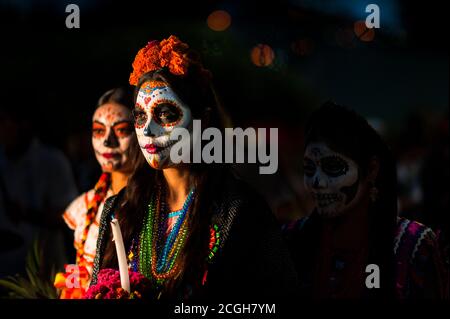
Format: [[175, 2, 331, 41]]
[[133, 186, 196, 284], [156, 189, 195, 273]]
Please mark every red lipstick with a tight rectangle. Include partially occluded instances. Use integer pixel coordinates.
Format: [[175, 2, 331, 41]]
[[102, 153, 117, 159], [144, 144, 160, 154]]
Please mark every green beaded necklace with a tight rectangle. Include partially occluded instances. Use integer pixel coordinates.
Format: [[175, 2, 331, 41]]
[[138, 186, 195, 286]]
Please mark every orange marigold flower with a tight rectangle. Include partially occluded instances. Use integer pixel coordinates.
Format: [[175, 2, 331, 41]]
[[129, 41, 161, 86], [169, 52, 189, 76], [159, 36, 189, 76], [129, 36, 191, 85], [159, 36, 188, 62], [54, 266, 90, 299]]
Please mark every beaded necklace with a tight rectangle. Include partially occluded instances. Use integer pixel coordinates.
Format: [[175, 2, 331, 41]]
[[136, 185, 195, 286]]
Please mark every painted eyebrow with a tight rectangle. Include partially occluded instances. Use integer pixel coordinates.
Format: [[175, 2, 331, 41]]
[[93, 120, 106, 127], [152, 98, 178, 105], [112, 120, 132, 127]]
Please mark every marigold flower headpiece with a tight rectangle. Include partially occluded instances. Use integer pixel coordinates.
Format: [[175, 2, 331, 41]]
[[129, 35, 192, 86]]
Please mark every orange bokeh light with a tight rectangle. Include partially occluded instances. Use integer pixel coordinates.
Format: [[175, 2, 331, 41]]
[[251, 44, 275, 67], [354, 20, 375, 42], [207, 10, 231, 32]]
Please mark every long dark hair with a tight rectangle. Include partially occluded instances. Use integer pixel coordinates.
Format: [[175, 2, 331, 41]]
[[304, 101, 398, 299], [101, 58, 230, 295]]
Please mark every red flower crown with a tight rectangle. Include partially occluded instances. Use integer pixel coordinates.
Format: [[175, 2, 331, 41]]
[[129, 35, 196, 86]]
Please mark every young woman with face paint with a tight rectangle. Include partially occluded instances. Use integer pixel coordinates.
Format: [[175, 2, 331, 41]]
[[57, 88, 135, 298], [89, 36, 298, 300], [284, 102, 447, 299]]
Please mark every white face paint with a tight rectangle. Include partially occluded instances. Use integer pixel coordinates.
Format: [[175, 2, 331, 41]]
[[133, 80, 192, 169], [303, 142, 360, 218], [92, 103, 134, 173]]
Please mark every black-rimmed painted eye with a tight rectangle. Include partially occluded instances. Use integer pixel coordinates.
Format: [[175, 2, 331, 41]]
[[321, 155, 349, 177], [132, 108, 147, 129], [153, 103, 182, 126], [303, 158, 316, 177]]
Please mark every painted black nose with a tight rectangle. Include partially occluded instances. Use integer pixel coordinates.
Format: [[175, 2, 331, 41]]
[[103, 130, 119, 148], [313, 176, 322, 189], [143, 125, 155, 137]]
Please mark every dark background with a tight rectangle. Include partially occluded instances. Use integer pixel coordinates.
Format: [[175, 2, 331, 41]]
[[0, 0, 448, 222]]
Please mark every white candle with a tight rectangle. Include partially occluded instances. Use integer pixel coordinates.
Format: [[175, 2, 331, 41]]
[[110, 218, 130, 293]]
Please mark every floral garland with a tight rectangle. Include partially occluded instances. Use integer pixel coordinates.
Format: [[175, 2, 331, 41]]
[[76, 172, 111, 267]]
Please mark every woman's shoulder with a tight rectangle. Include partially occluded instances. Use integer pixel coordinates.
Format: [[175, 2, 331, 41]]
[[394, 217, 448, 298], [217, 170, 269, 209], [67, 189, 95, 211], [212, 170, 297, 251], [210, 171, 275, 229], [100, 188, 127, 219], [63, 189, 95, 230], [206, 171, 299, 299], [394, 217, 437, 261], [206, 171, 280, 258]]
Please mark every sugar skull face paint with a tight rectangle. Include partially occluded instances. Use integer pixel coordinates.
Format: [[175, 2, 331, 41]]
[[92, 103, 134, 172], [303, 142, 360, 218], [134, 80, 192, 169]]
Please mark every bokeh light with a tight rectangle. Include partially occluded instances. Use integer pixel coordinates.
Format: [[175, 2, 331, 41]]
[[251, 44, 275, 67], [207, 10, 231, 32], [354, 20, 375, 42]]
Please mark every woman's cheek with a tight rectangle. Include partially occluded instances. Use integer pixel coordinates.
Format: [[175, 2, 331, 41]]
[[135, 129, 145, 142], [119, 135, 133, 152], [92, 137, 103, 152]]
